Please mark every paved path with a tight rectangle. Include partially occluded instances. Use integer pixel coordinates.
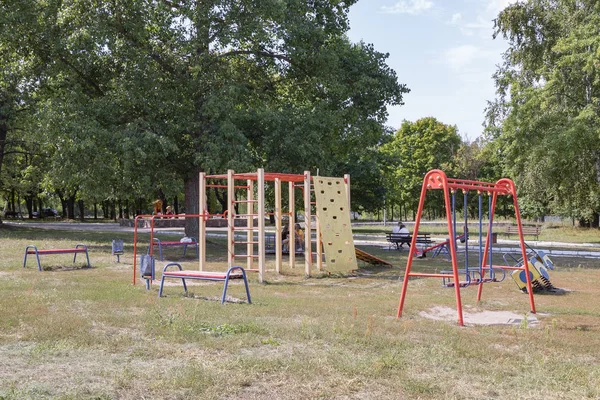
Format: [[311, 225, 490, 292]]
[[6, 221, 600, 259]]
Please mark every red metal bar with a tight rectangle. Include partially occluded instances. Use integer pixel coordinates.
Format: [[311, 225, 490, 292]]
[[506, 178, 536, 313], [398, 169, 535, 326], [441, 171, 465, 326], [408, 273, 459, 278], [397, 170, 437, 316], [206, 184, 249, 189], [132, 213, 209, 285], [206, 172, 306, 182]]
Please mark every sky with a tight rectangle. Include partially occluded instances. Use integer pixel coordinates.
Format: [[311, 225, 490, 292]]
[[347, 0, 516, 141]]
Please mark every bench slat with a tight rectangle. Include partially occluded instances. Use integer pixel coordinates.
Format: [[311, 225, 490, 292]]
[[158, 263, 251, 304], [152, 241, 197, 246], [24, 244, 90, 271], [505, 226, 540, 235], [162, 270, 243, 279], [386, 233, 432, 249], [27, 249, 87, 255]]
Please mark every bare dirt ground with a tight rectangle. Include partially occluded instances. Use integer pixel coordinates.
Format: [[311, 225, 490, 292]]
[[419, 306, 541, 327]]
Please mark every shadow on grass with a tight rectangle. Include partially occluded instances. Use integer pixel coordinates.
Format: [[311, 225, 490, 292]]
[[39, 264, 97, 272]]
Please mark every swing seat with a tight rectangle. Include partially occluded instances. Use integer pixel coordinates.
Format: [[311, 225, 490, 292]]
[[441, 269, 475, 288], [443, 281, 471, 288]]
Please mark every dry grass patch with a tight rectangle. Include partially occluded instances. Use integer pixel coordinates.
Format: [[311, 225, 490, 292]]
[[0, 224, 599, 399]]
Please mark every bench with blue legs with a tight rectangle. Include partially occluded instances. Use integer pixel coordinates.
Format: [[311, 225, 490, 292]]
[[158, 263, 252, 304], [23, 244, 91, 271], [152, 237, 199, 261]]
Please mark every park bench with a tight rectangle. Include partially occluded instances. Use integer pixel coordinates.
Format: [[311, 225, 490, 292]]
[[152, 237, 199, 261], [158, 263, 252, 304], [504, 225, 541, 241], [23, 244, 91, 271], [386, 232, 432, 250], [3, 210, 23, 220]]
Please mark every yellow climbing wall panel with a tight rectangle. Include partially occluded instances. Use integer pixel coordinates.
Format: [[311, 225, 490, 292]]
[[313, 177, 357, 272]]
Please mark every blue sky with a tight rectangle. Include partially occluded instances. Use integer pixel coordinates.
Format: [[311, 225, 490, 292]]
[[347, 0, 516, 141]]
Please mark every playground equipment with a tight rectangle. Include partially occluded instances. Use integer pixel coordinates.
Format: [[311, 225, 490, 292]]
[[158, 264, 251, 303], [112, 240, 124, 262], [24, 244, 91, 271], [198, 170, 357, 282], [132, 169, 372, 286], [504, 245, 556, 293], [355, 248, 393, 267], [397, 169, 542, 326]]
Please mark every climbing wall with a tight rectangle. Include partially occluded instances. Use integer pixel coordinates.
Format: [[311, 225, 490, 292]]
[[313, 177, 357, 272]]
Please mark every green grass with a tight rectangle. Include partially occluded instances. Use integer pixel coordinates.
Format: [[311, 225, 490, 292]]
[[353, 220, 600, 244], [0, 223, 599, 399]]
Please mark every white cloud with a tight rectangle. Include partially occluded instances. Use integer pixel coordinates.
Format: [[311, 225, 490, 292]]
[[381, 0, 434, 15], [485, 0, 519, 17], [448, 0, 519, 37], [449, 13, 462, 25], [443, 45, 482, 71]]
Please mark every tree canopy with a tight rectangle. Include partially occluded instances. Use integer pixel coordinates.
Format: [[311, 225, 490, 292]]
[[487, 0, 600, 225], [0, 0, 408, 224]]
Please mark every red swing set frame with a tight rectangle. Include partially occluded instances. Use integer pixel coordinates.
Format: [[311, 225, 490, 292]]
[[396, 169, 537, 326]]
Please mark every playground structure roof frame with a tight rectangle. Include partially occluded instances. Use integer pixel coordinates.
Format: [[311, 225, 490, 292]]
[[206, 172, 307, 183], [426, 174, 515, 196]]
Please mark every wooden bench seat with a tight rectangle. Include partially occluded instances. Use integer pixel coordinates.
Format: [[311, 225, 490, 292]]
[[504, 225, 541, 240], [152, 237, 199, 261], [23, 244, 91, 271], [386, 232, 432, 250], [158, 263, 251, 304]]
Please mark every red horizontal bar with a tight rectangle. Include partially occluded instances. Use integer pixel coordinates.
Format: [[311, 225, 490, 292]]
[[206, 184, 249, 189], [408, 273, 456, 278]]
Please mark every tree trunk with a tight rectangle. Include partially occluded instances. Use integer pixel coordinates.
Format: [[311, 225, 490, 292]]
[[184, 168, 201, 237], [213, 186, 227, 214], [0, 117, 7, 183], [157, 188, 166, 213], [25, 195, 33, 218], [78, 199, 85, 221], [66, 195, 76, 219], [111, 200, 116, 221]]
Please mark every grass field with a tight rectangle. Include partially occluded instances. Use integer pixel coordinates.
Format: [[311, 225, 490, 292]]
[[1, 223, 599, 399]]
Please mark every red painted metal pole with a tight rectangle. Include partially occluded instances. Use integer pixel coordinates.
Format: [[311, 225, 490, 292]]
[[397, 170, 432, 319], [503, 179, 536, 313], [441, 174, 464, 327]]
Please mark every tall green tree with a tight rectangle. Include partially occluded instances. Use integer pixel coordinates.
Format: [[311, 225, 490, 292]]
[[381, 117, 462, 219], [487, 0, 600, 224], [2, 0, 408, 229]]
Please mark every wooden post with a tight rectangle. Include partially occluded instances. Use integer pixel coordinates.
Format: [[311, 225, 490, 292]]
[[275, 177, 282, 273], [315, 176, 323, 271], [257, 168, 266, 282], [247, 179, 254, 271], [289, 181, 295, 269], [227, 169, 235, 268], [344, 174, 351, 210], [304, 171, 312, 276], [199, 172, 206, 271]]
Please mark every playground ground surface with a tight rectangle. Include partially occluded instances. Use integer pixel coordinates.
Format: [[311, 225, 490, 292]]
[[0, 221, 599, 399]]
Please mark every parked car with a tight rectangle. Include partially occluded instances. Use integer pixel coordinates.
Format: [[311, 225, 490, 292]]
[[42, 208, 59, 217], [33, 208, 59, 218]]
